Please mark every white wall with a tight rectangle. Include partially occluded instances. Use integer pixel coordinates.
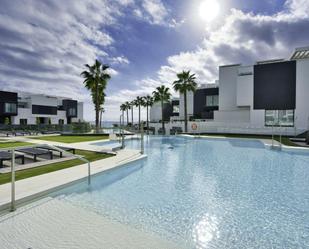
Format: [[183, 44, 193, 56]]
[[236, 68, 253, 107], [30, 95, 58, 106], [218, 65, 240, 111], [295, 58, 309, 130], [179, 91, 194, 120], [150, 102, 162, 122], [12, 108, 67, 125], [214, 110, 250, 123]]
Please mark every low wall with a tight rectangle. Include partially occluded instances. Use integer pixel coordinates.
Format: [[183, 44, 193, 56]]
[[149, 121, 304, 136]]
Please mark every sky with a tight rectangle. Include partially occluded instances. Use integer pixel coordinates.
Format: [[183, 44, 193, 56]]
[[0, 0, 309, 122]]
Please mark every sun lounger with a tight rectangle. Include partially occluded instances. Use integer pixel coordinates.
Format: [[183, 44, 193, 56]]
[[0, 151, 25, 167], [16, 147, 53, 162], [36, 145, 75, 158]]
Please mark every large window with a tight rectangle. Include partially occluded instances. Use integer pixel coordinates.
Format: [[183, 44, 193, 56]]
[[206, 95, 218, 107], [173, 105, 179, 113], [4, 103, 17, 113], [265, 110, 294, 127], [20, 119, 27, 125], [68, 108, 76, 116]]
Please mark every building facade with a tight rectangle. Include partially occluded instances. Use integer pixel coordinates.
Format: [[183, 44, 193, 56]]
[[0, 91, 83, 125], [150, 46, 309, 135], [214, 46, 309, 132], [150, 98, 179, 122]]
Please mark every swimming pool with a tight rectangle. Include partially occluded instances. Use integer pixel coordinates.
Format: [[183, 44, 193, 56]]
[[3, 136, 309, 248]]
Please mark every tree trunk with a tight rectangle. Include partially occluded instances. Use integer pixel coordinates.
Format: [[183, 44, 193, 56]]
[[138, 104, 141, 131], [184, 90, 187, 133], [99, 110, 102, 128], [126, 109, 129, 125], [131, 106, 133, 127], [95, 81, 99, 132], [161, 100, 164, 134], [146, 105, 149, 135]]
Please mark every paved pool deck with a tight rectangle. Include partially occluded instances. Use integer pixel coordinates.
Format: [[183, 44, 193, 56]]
[[0, 136, 145, 210], [0, 136, 186, 249]]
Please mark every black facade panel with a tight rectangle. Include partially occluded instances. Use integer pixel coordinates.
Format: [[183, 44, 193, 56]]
[[0, 91, 18, 102], [163, 103, 173, 121], [62, 99, 78, 118], [171, 100, 179, 116], [32, 105, 57, 115], [0, 91, 18, 116], [193, 88, 219, 119], [253, 61, 296, 110]]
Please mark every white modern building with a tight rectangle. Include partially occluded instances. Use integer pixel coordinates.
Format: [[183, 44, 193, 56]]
[[150, 46, 309, 135], [213, 46, 309, 133], [0, 91, 83, 125], [150, 98, 180, 122]]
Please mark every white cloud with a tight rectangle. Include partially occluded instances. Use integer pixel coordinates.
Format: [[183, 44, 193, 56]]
[[141, 0, 169, 25], [105, 0, 309, 120], [110, 56, 130, 65]]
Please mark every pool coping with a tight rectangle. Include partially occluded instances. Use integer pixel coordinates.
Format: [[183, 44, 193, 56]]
[[180, 134, 309, 154], [0, 149, 147, 213]]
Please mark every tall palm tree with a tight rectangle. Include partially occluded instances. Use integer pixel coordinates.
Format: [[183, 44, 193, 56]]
[[152, 85, 171, 133], [120, 103, 126, 126], [124, 101, 130, 125], [99, 107, 105, 128], [173, 71, 197, 132], [81, 60, 111, 131], [130, 100, 135, 127], [134, 96, 145, 130], [143, 95, 153, 134]]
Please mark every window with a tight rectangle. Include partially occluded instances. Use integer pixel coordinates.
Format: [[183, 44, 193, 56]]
[[58, 119, 64, 125], [4, 103, 17, 113], [173, 105, 179, 113], [265, 110, 294, 127], [68, 108, 76, 116], [20, 119, 27, 125], [206, 95, 218, 107]]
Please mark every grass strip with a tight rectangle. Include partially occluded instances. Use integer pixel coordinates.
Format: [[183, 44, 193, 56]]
[[0, 149, 113, 185], [30, 135, 109, 143]]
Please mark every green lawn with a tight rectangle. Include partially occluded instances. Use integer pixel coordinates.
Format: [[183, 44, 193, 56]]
[[0, 141, 33, 149], [199, 134, 298, 147], [0, 149, 113, 185], [31, 135, 109, 143]]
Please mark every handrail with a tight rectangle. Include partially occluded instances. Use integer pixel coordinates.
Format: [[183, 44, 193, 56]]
[[140, 121, 144, 154], [8, 143, 91, 212]]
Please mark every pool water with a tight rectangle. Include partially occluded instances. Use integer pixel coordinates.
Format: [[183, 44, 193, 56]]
[[54, 136, 309, 248]]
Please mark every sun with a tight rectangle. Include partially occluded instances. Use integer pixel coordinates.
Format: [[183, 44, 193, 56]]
[[199, 0, 220, 22]]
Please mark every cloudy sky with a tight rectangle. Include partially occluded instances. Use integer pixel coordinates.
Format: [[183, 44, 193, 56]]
[[0, 0, 308, 121]]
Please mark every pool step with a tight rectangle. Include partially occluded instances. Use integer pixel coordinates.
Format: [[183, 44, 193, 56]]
[[0, 197, 185, 249]]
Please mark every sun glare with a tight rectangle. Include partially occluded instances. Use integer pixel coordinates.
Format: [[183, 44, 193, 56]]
[[199, 0, 220, 22]]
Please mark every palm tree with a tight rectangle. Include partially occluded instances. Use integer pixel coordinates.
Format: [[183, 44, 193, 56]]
[[120, 103, 126, 126], [124, 101, 130, 125], [134, 96, 145, 130], [81, 60, 111, 131], [152, 85, 171, 133], [130, 100, 135, 128], [173, 71, 197, 132], [99, 107, 105, 128], [143, 95, 153, 134]]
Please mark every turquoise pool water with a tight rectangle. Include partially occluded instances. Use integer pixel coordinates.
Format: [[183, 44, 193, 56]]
[[55, 136, 309, 248]]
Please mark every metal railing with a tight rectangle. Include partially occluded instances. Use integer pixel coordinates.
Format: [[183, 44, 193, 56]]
[[141, 122, 144, 154], [8, 144, 91, 212]]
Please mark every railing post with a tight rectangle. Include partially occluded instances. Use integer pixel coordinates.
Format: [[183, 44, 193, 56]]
[[141, 122, 144, 154], [121, 114, 125, 149], [87, 162, 91, 185], [272, 123, 274, 148], [11, 149, 16, 212], [279, 122, 282, 149]]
